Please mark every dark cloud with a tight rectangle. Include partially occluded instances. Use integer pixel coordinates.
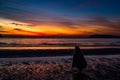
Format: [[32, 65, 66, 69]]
[[0, 25, 4, 30], [80, 16, 120, 35], [0, 30, 7, 32], [0, 0, 79, 27], [13, 28, 22, 31], [23, 17, 75, 27], [69, 0, 101, 9], [86, 16, 120, 28], [11, 23, 24, 26], [0, 0, 32, 7], [0, 6, 33, 21], [24, 20, 48, 26], [0, 26, 3, 28], [0, 0, 55, 24], [59, 21, 74, 26], [52, 19, 86, 28], [0, 25, 7, 32], [0, 5, 70, 26]]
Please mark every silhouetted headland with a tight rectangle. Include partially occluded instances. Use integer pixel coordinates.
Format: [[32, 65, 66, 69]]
[[88, 34, 120, 38]]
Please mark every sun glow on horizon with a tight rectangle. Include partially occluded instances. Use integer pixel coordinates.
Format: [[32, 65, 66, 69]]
[[0, 18, 120, 37]]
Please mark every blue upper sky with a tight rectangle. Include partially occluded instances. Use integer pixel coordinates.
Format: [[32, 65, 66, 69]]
[[0, 0, 120, 20]]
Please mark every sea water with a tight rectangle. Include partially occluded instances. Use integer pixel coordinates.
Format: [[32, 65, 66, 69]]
[[0, 38, 120, 50]]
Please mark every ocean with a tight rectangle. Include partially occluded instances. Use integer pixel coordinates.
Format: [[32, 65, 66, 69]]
[[0, 38, 120, 80], [0, 38, 120, 50]]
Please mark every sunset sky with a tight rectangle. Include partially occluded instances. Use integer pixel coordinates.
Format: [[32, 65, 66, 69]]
[[0, 0, 120, 37]]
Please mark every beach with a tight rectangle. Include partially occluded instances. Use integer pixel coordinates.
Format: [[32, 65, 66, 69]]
[[0, 51, 120, 80], [0, 0, 120, 79], [0, 38, 120, 80], [0, 55, 120, 80]]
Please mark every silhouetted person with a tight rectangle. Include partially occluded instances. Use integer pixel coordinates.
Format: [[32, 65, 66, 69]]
[[72, 46, 87, 73]]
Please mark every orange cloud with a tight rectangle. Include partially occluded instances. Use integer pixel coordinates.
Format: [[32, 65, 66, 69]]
[[0, 18, 120, 37]]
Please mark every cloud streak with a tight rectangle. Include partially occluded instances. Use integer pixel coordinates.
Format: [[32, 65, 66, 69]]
[[69, 0, 101, 9], [85, 16, 120, 28]]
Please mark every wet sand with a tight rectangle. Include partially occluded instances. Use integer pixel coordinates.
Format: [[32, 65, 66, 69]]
[[0, 48, 120, 58], [0, 48, 120, 80], [0, 55, 120, 80]]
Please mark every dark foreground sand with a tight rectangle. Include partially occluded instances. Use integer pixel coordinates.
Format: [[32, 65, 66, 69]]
[[0, 55, 120, 80]]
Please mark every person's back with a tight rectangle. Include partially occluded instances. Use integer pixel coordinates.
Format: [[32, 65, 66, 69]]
[[72, 46, 87, 73]]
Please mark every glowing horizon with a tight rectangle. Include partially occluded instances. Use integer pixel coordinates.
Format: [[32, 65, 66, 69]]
[[0, 0, 120, 37], [0, 18, 120, 37]]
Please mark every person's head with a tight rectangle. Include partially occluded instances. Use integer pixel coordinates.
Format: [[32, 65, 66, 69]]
[[75, 46, 80, 54]]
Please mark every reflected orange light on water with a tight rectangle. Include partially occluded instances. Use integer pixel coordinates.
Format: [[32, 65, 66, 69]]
[[0, 46, 120, 50]]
